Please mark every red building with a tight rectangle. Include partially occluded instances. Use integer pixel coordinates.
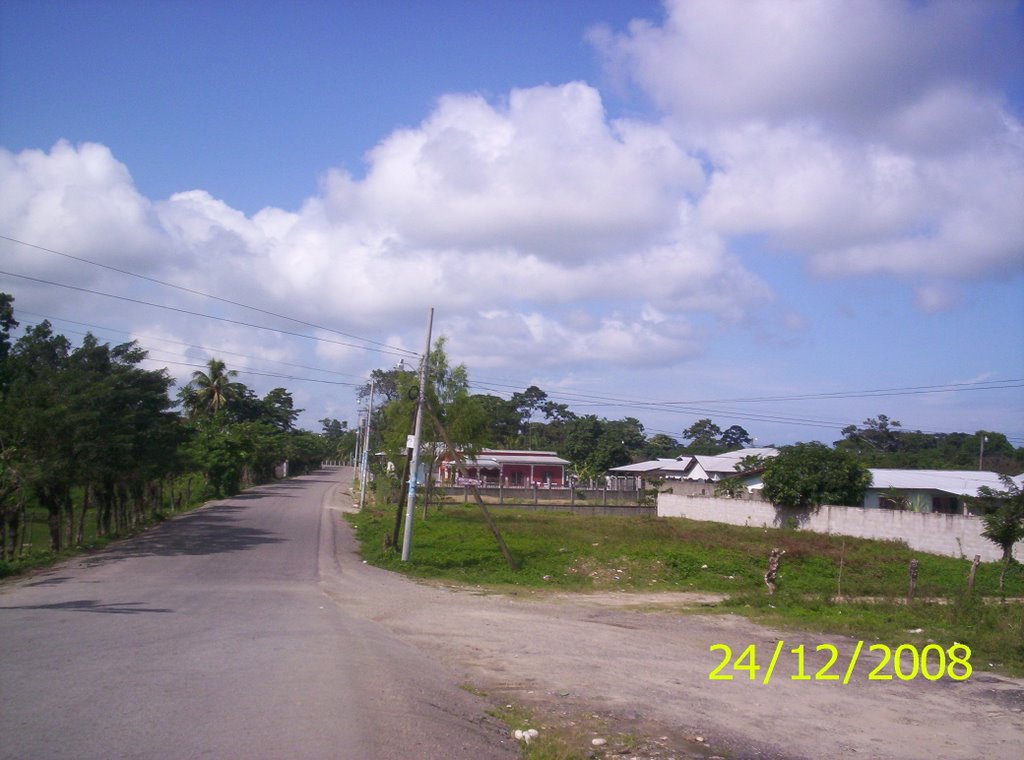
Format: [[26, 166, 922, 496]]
[[438, 449, 570, 487]]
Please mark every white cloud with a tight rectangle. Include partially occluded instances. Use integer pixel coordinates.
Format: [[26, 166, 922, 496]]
[[3, 0, 1021, 418], [0, 140, 166, 273], [594, 0, 1024, 288], [593, 0, 1017, 133], [0, 88, 768, 378], [353, 82, 705, 260]]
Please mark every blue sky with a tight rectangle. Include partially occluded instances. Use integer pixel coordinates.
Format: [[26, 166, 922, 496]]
[[1, 0, 1022, 449]]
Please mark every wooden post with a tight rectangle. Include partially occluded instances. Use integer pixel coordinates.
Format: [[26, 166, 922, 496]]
[[765, 547, 784, 595], [967, 554, 981, 592], [908, 558, 919, 602], [836, 539, 846, 600]]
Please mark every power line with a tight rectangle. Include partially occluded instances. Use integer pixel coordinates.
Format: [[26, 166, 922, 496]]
[[0, 234, 416, 357], [15, 309, 365, 382], [137, 356, 362, 387], [467, 378, 1024, 442], [0, 269, 416, 359]]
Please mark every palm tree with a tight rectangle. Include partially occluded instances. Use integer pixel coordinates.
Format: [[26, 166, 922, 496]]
[[183, 358, 245, 419]]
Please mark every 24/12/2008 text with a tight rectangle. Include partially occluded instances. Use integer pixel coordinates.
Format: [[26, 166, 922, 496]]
[[708, 641, 972, 684]]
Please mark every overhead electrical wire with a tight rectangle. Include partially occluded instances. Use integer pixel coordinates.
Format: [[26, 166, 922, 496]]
[[0, 269, 415, 359], [15, 309, 367, 383], [0, 234, 416, 357], [467, 378, 1024, 443], [3, 236, 1019, 441], [137, 356, 362, 387]]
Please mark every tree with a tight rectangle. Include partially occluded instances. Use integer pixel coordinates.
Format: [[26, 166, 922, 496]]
[[473, 395, 522, 447], [720, 424, 753, 450], [680, 419, 752, 455], [0, 292, 18, 379], [510, 385, 548, 447], [971, 477, 1024, 590], [642, 433, 682, 460], [262, 387, 301, 431], [358, 363, 414, 406], [180, 358, 246, 419], [762, 443, 872, 510], [2, 324, 182, 548], [320, 418, 357, 462], [682, 418, 723, 454], [839, 414, 903, 458]]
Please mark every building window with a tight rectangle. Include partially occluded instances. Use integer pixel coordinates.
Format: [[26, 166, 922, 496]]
[[932, 496, 959, 514]]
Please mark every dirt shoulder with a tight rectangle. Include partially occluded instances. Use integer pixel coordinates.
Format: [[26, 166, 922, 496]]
[[322, 486, 1024, 760]]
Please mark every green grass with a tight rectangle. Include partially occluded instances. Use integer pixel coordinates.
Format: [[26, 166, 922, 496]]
[[348, 502, 1024, 674]]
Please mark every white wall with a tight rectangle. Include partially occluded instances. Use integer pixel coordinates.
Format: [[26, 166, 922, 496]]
[[657, 493, 1022, 563]]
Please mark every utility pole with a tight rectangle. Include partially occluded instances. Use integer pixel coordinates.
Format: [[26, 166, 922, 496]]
[[979, 434, 987, 471], [359, 377, 375, 509], [401, 307, 434, 562], [352, 416, 363, 481]]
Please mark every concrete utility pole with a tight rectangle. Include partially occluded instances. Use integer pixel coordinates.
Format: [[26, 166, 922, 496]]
[[401, 307, 434, 562], [358, 377, 375, 510], [352, 417, 363, 481]]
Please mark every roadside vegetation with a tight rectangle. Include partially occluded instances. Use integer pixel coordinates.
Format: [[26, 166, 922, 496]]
[[348, 502, 1024, 675], [0, 292, 354, 578]]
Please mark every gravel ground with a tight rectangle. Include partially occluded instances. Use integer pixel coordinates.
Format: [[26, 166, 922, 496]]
[[324, 479, 1024, 760]]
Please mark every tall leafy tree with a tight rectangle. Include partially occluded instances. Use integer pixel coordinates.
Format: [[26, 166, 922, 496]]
[[682, 418, 724, 454], [262, 387, 301, 431], [720, 424, 753, 450], [762, 442, 872, 510], [971, 477, 1024, 590]]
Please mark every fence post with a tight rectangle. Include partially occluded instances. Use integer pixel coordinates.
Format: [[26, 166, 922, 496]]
[[908, 558, 919, 602], [765, 548, 784, 595], [967, 554, 980, 592]]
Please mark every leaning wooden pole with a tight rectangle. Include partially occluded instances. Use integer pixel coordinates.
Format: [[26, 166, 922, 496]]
[[425, 404, 519, 571]]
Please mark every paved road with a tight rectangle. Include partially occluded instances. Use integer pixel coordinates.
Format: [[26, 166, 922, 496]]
[[0, 467, 515, 760]]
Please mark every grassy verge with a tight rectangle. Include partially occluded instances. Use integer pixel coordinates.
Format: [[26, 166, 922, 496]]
[[348, 502, 1024, 675]]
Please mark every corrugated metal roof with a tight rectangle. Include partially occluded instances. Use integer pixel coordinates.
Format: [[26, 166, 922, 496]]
[[868, 469, 1021, 497], [608, 459, 679, 473], [471, 450, 571, 467]]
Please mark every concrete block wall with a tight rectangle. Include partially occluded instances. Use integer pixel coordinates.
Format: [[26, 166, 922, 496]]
[[657, 493, 1022, 563]]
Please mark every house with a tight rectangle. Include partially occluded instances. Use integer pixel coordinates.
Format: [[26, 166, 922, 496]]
[[865, 469, 1023, 515], [675, 448, 779, 482], [437, 449, 570, 487], [607, 447, 778, 488]]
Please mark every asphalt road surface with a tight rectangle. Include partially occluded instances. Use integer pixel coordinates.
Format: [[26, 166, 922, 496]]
[[0, 468, 516, 760], [6, 467, 1023, 760]]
